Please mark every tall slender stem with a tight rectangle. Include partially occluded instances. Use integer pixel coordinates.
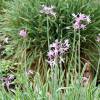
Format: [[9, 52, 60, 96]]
[[69, 29, 76, 68], [25, 38, 27, 73], [96, 46, 100, 78], [47, 15, 50, 49], [78, 30, 81, 75], [68, 29, 76, 85]]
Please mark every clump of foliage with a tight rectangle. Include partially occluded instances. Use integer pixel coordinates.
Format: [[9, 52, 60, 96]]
[[1, 0, 100, 77], [0, 0, 100, 99], [0, 60, 12, 74]]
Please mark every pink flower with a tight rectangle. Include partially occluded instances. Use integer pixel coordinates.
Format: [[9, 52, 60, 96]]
[[47, 50, 54, 59], [81, 24, 86, 30], [40, 5, 56, 16], [63, 40, 70, 51], [49, 39, 61, 50], [79, 13, 86, 20], [72, 13, 91, 30], [47, 39, 70, 67], [73, 22, 80, 30], [19, 29, 27, 38], [2, 74, 15, 90]]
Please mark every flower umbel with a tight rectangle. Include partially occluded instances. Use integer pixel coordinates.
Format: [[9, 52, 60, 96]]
[[40, 5, 56, 16], [2, 74, 15, 91], [47, 39, 70, 67], [19, 29, 27, 38], [72, 13, 91, 30]]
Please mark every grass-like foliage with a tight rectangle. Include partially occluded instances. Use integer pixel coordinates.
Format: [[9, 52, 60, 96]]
[[0, 0, 100, 99]]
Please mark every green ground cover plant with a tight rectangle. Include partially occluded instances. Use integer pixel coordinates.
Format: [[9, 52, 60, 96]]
[[0, 0, 100, 99]]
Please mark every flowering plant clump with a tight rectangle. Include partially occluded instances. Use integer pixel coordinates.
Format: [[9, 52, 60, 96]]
[[47, 39, 70, 67], [40, 5, 56, 16], [72, 13, 91, 30], [96, 34, 100, 42], [19, 29, 27, 38]]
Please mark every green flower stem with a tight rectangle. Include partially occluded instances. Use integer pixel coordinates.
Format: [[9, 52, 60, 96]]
[[47, 15, 50, 49], [69, 29, 76, 69], [72, 29, 77, 54], [68, 29, 77, 85], [96, 46, 100, 78], [24, 38, 27, 74], [78, 30, 81, 75]]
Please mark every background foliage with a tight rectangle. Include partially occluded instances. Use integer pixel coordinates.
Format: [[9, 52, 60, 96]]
[[0, 0, 100, 99]]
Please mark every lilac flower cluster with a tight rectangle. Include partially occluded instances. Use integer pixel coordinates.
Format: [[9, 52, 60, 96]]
[[96, 34, 100, 42], [19, 29, 27, 38], [40, 5, 56, 16], [72, 13, 91, 30], [47, 39, 70, 67], [1, 74, 15, 91]]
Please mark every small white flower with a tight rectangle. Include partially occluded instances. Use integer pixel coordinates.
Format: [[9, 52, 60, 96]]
[[86, 15, 91, 23], [4, 37, 9, 44], [96, 34, 100, 42], [59, 57, 64, 63], [72, 13, 77, 18]]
